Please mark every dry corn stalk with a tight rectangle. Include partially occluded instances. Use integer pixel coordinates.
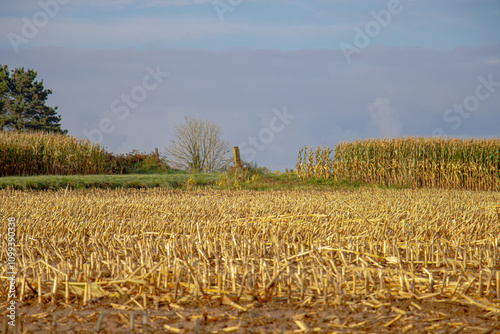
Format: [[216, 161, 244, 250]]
[[296, 137, 500, 190], [0, 131, 109, 176]]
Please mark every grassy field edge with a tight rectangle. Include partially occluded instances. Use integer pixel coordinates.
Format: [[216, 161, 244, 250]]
[[0, 172, 218, 190], [0, 172, 395, 191]]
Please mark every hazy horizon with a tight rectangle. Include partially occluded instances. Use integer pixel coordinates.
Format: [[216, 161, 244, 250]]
[[1, 0, 499, 170]]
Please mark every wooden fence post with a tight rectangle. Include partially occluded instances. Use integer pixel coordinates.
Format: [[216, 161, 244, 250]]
[[233, 147, 243, 169], [154, 148, 159, 161]]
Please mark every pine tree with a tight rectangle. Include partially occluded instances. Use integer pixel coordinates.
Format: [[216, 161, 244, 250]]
[[0, 65, 67, 134]]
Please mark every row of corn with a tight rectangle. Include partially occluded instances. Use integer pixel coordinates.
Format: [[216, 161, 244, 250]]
[[0, 131, 110, 176], [296, 137, 500, 191]]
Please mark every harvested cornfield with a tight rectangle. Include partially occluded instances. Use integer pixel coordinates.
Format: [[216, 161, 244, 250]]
[[296, 137, 500, 191], [0, 131, 109, 176], [1, 188, 499, 333]]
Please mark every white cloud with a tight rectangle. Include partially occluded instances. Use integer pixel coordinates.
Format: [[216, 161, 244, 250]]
[[0, 13, 352, 51], [484, 58, 500, 65], [79, 0, 214, 7], [367, 97, 402, 137]]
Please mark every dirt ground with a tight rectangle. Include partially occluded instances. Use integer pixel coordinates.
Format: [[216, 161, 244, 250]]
[[4, 292, 499, 333]]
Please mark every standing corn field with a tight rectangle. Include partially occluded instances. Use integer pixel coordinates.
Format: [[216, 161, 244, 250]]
[[0, 131, 110, 176], [296, 137, 500, 191], [296, 145, 333, 180]]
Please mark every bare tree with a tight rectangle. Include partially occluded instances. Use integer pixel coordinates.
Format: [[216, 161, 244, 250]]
[[165, 117, 231, 172]]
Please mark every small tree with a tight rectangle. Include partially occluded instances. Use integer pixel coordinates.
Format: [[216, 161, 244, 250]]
[[166, 117, 231, 172], [0, 65, 66, 133]]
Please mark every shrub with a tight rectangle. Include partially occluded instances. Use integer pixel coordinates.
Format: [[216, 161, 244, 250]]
[[108, 150, 171, 174]]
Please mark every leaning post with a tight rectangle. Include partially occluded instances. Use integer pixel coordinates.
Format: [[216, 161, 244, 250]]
[[233, 146, 243, 169]]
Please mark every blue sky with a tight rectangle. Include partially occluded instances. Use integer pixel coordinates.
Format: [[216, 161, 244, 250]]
[[2, 0, 500, 50], [1, 0, 500, 170]]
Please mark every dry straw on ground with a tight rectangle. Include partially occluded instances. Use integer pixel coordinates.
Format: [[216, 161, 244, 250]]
[[1, 188, 499, 333]]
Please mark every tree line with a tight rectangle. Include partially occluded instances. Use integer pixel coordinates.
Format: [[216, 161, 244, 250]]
[[0, 64, 231, 172]]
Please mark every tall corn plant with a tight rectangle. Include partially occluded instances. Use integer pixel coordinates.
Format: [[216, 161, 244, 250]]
[[296, 137, 500, 191], [0, 131, 110, 176]]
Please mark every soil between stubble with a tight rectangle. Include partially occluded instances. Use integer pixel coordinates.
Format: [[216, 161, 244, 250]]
[[9, 295, 500, 333]]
